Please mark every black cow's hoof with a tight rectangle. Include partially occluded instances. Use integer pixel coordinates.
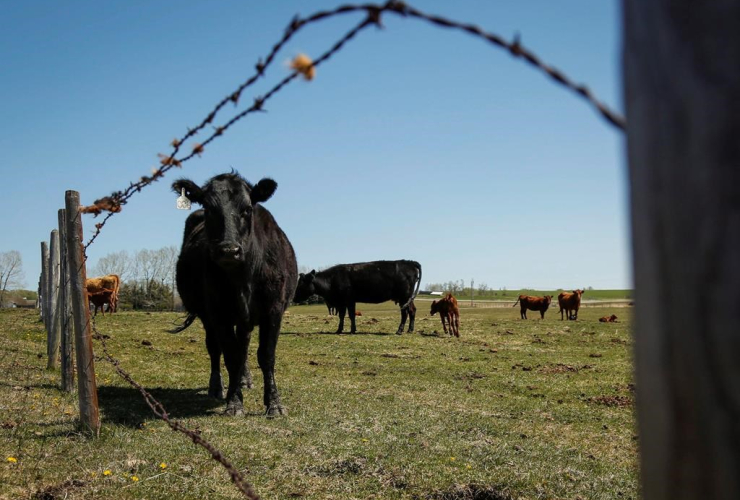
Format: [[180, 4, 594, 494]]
[[265, 404, 286, 418], [224, 401, 244, 417], [395, 330, 403, 335]]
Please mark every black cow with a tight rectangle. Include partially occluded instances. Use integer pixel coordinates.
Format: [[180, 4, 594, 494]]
[[293, 260, 422, 335], [170, 172, 297, 417]]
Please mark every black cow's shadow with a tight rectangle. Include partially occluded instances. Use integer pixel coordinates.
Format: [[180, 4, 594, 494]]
[[97, 385, 223, 427], [281, 330, 401, 336]]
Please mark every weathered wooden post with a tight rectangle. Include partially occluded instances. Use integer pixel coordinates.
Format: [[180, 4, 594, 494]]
[[40, 242, 49, 328], [624, 1, 740, 499], [64, 191, 100, 435], [47, 230, 61, 369], [58, 209, 74, 392]]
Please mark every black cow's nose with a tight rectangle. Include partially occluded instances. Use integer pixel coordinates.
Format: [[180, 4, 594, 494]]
[[220, 244, 242, 258]]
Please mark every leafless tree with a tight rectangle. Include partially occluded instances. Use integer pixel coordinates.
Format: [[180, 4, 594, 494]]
[[90, 250, 132, 281], [0, 250, 25, 306]]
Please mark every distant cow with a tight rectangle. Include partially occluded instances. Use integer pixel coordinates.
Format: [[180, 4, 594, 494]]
[[599, 314, 618, 323], [88, 288, 115, 316], [170, 172, 297, 417], [512, 294, 553, 319], [430, 293, 460, 337], [293, 260, 422, 335], [558, 289, 584, 320], [86, 274, 121, 312]]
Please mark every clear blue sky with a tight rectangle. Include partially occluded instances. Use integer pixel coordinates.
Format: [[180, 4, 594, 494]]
[[0, 0, 629, 292]]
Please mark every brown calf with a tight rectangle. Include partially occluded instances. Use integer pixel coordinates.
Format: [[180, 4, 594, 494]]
[[558, 289, 584, 320], [599, 314, 618, 323], [430, 293, 460, 337], [512, 294, 553, 319]]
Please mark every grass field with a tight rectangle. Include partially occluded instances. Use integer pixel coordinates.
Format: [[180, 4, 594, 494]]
[[0, 303, 637, 500]]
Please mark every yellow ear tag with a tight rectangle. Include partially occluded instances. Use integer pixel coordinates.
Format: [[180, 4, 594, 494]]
[[176, 188, 191, 210]]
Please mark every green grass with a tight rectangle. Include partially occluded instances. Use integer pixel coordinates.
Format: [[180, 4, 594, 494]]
[[0, 304, 637, 499]]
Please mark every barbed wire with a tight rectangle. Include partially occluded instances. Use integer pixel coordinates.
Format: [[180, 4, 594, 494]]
[[82, 0, 623, 249], [90, 319, 260, 500]]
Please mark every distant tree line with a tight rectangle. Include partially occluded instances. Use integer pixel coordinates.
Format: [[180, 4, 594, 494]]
[[90, 247, 178, 311]]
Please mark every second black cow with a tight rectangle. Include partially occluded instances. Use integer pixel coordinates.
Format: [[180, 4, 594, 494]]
[[293, 260, 422, 335]]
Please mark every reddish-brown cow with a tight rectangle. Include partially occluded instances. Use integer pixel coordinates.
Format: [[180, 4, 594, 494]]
[[86, 274, 121, 313], [512, 294, 553, 319], [558, 289, 584, 320], [599, 314, 618, 323], [430, 293, 460, 337]]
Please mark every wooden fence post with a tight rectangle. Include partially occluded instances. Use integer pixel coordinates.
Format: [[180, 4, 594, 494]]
[[624, 1, 740, 498], [40, 242, 49, 329], [58, 209, 74, 392], [64, 190, 100, 435], [48, 230, 61, 369]]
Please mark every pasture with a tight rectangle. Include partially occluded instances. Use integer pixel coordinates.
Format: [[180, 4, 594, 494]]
[[0, 304, 637, 499]]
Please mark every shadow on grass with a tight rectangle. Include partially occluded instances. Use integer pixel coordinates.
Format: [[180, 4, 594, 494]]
[[97, 385, 223, 426], [281, 329, 409, 336]]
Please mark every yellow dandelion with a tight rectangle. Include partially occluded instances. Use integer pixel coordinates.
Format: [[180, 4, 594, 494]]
[[131, 476, 139, 482], [159, 462, 167, 469], [103, 470, 112, 476], [466, 464, 472, 469], [6, 457, 17, 463], [290, 54, 316, 81], [449, 457, 456, 461], [361, 438, 369, 443]]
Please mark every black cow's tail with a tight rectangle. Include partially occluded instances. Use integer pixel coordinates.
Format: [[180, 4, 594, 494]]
[[169, 313, 197, 334], [512, 297, 520, 307], [401, 261, 422, 310]]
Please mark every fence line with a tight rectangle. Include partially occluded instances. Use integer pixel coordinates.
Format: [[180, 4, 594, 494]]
[[37, 3, 627, 498]]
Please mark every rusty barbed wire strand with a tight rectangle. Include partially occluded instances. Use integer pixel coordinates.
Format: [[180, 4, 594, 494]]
[[82, 1, 623, 249], [90, 319, 260, 500]]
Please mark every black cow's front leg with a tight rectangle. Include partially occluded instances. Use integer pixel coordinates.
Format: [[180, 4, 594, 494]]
[[204, 326, 224, 399], [236, 324, 254, 390], [258, 311, 285, 417], [336, 304, 346, 334], [220, 328, 247, 416]]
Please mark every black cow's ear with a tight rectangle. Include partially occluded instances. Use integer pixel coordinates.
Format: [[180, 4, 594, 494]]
[[251, 178, 277, 204], [173, 179, 204, 204]]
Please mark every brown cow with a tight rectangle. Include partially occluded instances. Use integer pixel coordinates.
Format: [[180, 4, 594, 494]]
[[558, 289, 584, 320], [512, 294, 553, 319], [86, 274, 121, 312], [88, 288, 115, 316], [599, 314, 618, 323], [430, 293, 460, 337]]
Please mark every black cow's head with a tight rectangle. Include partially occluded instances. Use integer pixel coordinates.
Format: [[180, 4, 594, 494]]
[[293, 270, 316, 303], [173, 172, 277, 268]]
